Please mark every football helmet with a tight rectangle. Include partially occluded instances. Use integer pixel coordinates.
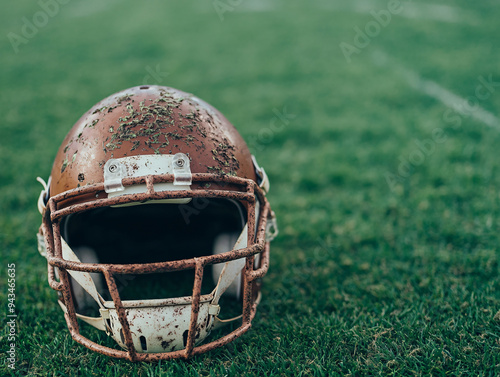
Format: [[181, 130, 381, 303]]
[[36, 85, 277, 361]]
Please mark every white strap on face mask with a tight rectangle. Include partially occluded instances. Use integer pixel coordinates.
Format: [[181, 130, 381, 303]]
[[58, 300, 107, 331], [37, 221, 106, 314], [60, 238, 105, 308], [211, 225, 247, 307], [209, 225, 248, 329], [44, 238, 108, 331]]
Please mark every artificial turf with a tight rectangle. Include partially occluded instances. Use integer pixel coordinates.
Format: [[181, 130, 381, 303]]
[[1, 0, 499, 375]]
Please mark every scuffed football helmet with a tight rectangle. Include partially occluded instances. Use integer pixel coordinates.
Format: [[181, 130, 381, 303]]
[[36, 85, 277, 361]]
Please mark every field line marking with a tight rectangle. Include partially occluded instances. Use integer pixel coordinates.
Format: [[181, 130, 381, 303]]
[[372, 50, 500, 129], [238, 0, 279, 12], [316, 0, 477, 25], [401, 3, 478, 25], [199, 0, 279, 16], [67, 0, 121, 19]]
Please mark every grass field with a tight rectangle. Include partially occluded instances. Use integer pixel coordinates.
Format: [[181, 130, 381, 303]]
[[1, 0, 500, 375]]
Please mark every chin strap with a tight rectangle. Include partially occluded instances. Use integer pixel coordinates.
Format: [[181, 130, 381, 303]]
[[210, 226, 248, 328], [37, 235, 105, 308], [37, 235, 109, 330], [60, 239, 106, 308], [58, 300, 108, 331], [212, 225, 247, 306]]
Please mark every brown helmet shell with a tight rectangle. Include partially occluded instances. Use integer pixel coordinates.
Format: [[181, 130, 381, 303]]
[[49, 85, 257, 197]]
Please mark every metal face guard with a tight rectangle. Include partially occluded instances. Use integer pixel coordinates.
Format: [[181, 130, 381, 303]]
[[53, 223, 249, 355], [38, 173, 274, 361]]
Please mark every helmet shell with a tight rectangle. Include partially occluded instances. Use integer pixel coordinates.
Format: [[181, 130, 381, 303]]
[[49, 85, 257, 196]]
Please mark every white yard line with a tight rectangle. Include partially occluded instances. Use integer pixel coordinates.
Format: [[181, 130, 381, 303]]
[[372, 50, 500, 129], [67, 0, 121, 19], [199, 0, 279, 16], [237, 0, 279, 12], [317, 0, 477, 25], [401, 3, 477, 25]]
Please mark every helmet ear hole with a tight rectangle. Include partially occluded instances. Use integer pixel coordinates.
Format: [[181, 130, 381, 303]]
[[212, 232, 242, 300]]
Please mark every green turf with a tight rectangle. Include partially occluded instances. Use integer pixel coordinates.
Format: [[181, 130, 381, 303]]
[[1, 0, 500, 375]]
